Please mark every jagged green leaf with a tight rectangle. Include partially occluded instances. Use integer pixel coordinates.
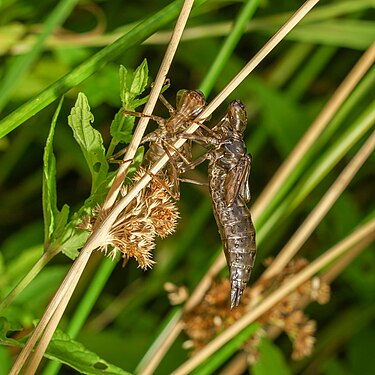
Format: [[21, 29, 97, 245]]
[[68, 93, 109, 193], [42, 97, 63, 243], [130, 59, 149, 100], [0, 318, 131, 375]]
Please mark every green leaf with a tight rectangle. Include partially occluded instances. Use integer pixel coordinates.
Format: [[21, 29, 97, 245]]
[[42, 97, 63, 243], [111, 60, 150, 145], [110, 112, 136, 145], [51, 204, 70, 240], [0, 317, 24, 346], [68, 93, 109, 193], [252, 337, 291, 375], [193, 323, 261, 375], [129, 59, 149, 101], [0, 318, 131, 375], [119, 65, 128, 105], [48, 328, 132, 374], [120, 59, 149, 106]]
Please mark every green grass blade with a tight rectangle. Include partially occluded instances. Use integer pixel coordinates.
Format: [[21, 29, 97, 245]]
[[0, 0, 79, 112], [0, 0, 200, 139], [193, 323, 261, 375], [199, 0, 260, 95], [257, 66, 375, 229]]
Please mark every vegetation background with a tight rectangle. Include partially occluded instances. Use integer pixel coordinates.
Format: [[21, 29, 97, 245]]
[[0, 0, 374, 374]]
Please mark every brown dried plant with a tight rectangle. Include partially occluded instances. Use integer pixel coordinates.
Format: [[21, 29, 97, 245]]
[[183, 258, 330, 361], [84, 171, 179, 269]]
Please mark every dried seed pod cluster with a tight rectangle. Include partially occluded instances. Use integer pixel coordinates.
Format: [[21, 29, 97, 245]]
[[85, 171, 179, 269], [183, 258, 330, 361]]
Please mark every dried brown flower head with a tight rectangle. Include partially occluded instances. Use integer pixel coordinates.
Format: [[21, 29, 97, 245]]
[[86, 171, 179, 269], [182, 258, 331, 362], [183, 279, 251, 352]]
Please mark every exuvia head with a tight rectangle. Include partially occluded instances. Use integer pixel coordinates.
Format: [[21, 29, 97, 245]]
[[227, 100, 247, 134], [175, 89, 206, 114]]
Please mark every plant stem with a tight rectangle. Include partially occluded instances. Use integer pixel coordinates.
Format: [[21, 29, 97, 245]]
[[42, 256, 117, 375], [0, 0, 196, 139], [199, 0, 260, 95]]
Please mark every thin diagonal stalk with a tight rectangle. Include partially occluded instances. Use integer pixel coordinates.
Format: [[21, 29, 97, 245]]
[[0, 0, 79, 112], [135, 2, 321, 372], [170, 218, 375, 375], [252, 41, 375, 220], [321, 221, 375, 283], [199, 0, 260, 95], [103, 0, 197, 211], [8, 248, 93, 375], [199, 0, 320, 119], [42, 256, 118, 375], [0, 0, 194, 139], [9, 1, 197, 374], [261, 130, 375, 281]]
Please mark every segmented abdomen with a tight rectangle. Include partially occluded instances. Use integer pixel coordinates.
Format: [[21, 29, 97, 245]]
[[209, 164, 256, 309]]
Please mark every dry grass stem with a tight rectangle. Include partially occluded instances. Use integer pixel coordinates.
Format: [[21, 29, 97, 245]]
[[9, 249, 92, 375], [191, 41, 375, 307], [137, 2, 323, 371], [252, 41, 375, 219], [171, 219, 375, 375], [10, 2, 196, 373], [261, 130, 375, 281], [103, 0, 196, 211], [139, 251, 226, 375], [199, 0, 320, 118], [322, 233, 375, 283]]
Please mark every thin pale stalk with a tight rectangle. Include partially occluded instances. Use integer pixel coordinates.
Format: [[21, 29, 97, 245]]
[[322, 232, 375, 283], [0, 251, 54, 313], [252, 41, 375, 219], [197, 0, 321, 120], [261, 130, 375, 281], [138, 252, 225, 375], [199, 0, 260, 95], [103, 0, 196, 211], [170, 219, 375, 375], [136, 2, 321, 370], [9, 248, 92, 375], [43, 256, 118, 375], [10, 2, 197, 373], [25, 262, 86, 375]]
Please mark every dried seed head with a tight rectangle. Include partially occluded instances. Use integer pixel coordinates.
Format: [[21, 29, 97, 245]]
[[89, 171, 179, 269], [182, 258, 331, 362]]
